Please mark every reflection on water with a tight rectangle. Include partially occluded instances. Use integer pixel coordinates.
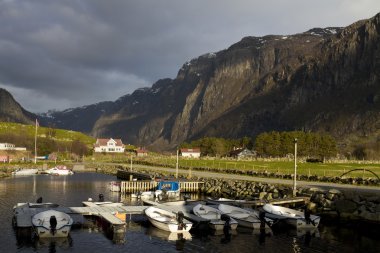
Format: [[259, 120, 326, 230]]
[[1, 173, 380, 253]]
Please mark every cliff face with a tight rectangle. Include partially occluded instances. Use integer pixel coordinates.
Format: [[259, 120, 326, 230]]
[[0, 88, 35, 124], [42, 13, 380, 151]]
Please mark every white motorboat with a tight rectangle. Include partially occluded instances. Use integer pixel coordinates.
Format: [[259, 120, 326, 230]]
[[193, 204, 238, 231], [263, 204, 320, 228], [46, 166, 74, 176], [144, 206, 192, 233], [32, 210, 73, 238], [218, 204, 271, 229], [12, 168, 38, 176]]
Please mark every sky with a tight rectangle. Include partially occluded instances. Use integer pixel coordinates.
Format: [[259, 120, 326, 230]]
[[0, 0, 379, 113]]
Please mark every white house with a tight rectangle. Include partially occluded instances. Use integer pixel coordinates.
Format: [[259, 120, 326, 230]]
[[180, 148, 201, 158], [0, 143, 27, 151], [94, 138, 125, 153]]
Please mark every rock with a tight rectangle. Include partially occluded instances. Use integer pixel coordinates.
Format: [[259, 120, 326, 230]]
[[259, 192, 267, 199], [335, 199, 357, 213]]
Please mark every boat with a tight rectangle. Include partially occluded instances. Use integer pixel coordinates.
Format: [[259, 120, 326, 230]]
[[155, 181, 180, 199], [144, 206, 192, 232], [192, 204, 238, 230], [218, 204, 271, 229], [146, 226, 192, 241], [12, 168, 38, 176], [46, 165, 74, 176], [263, 204, 320, 228], [205, 197, 252, 206], [32, 210, 73, 238], [131, 191, 156, 199]]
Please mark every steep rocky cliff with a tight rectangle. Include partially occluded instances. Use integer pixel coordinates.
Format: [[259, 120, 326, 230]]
[[43, 13, 380, 151], [0, 88, 35, 124]]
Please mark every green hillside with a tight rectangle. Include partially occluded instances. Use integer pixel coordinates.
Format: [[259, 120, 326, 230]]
[[0, 122, 95, 144], [0, 122, 95, 158]]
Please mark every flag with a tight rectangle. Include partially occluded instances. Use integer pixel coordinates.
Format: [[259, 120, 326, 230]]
[[35, 119, 39, 128]]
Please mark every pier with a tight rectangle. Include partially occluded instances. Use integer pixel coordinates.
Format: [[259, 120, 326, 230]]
[[117, 180, 204, 193]]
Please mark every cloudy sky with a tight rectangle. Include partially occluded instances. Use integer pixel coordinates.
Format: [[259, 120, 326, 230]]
[[0, 0, 379, 113]]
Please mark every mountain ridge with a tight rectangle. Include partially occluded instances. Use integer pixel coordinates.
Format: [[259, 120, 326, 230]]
[[2, 13, 380, 155]]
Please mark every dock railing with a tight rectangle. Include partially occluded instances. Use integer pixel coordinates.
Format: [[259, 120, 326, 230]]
[[119, 181, 204, 193]]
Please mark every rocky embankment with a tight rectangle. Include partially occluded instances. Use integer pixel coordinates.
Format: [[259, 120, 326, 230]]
[[199, 178, 380, 223]]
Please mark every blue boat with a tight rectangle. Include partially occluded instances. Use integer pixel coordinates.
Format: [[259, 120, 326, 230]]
[[155, 181, 180, 199]]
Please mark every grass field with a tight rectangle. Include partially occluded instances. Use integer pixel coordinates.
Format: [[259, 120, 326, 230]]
[[130, 155, 380, 178]]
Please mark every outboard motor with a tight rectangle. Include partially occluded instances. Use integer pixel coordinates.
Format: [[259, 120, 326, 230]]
[[259, 210, 266, 229], [221, 214, 231, 243], [50, 215, 57, 235], [304, 206, 314, 225], [36, 197, 43, 203], [177, 211, 186, 230], [98, 193, 104, 202]]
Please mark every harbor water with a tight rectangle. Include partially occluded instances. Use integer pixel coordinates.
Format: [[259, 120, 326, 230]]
[[0, 173, 379, 253]]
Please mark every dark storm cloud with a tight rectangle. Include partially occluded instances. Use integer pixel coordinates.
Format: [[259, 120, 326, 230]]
[[0, 0, 379, 112]]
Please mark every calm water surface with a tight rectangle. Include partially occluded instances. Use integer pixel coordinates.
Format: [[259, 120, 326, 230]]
[[0, 173, 379, 253]]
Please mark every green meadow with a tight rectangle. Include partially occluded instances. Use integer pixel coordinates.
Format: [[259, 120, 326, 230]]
[[131, 155, 380, 178]]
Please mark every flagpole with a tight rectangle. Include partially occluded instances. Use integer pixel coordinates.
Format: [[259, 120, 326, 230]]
[[34, 119, 38, 164]]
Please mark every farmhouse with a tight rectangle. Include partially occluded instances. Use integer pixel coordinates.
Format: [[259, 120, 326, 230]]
[[180, 148, 201, 158], [94, 138, 125, 153], [229, 148, 256, 160], [136, 148, 148, 157]]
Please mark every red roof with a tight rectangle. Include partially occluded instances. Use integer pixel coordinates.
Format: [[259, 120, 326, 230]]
[[94, 138, 124, 147], [180, 148, 200, 153]]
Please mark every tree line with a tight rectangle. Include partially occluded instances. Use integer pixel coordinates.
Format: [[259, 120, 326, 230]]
[[181, 131, 337, 159]]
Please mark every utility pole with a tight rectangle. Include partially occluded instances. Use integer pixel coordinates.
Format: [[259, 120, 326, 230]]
[[34, 119, 38, 164], [293, 138, 298, 196], [130, 154, 133, 171], [176, 148, 179, 179]]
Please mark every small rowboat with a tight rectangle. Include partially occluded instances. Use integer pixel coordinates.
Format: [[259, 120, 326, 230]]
[[193, 204, 238, 230], [263, 204, 320, 228], [218, 204, 271, 229], [144, 206, 192, 233], [32, 210, 73, 238]]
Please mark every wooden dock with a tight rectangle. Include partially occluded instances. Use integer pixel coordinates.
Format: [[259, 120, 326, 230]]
[[119, 180, 204, 193], [13, 202, 147, 237]]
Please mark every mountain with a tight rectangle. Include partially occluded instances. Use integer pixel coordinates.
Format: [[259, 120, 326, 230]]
[[43, 13, 380, 152], [0, 88, 36, 124]]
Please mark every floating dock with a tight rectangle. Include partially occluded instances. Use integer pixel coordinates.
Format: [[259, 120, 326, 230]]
[[13, 202, 147, 238]]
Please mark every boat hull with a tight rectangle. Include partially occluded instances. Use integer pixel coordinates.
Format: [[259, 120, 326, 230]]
[[263, 204, 320, 228], [12, 169, 38, 176], [34, 225, 72, 238], [193, 204, 238, 230]]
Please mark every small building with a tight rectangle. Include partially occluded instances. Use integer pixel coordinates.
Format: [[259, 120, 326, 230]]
[[180, 148, 201, 158], [94, 138, 125, 153], [0, 143, 26, 151], [136, 148, 148, 157], [229, 148, 256, 160], [0, 155, 9, 163]]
